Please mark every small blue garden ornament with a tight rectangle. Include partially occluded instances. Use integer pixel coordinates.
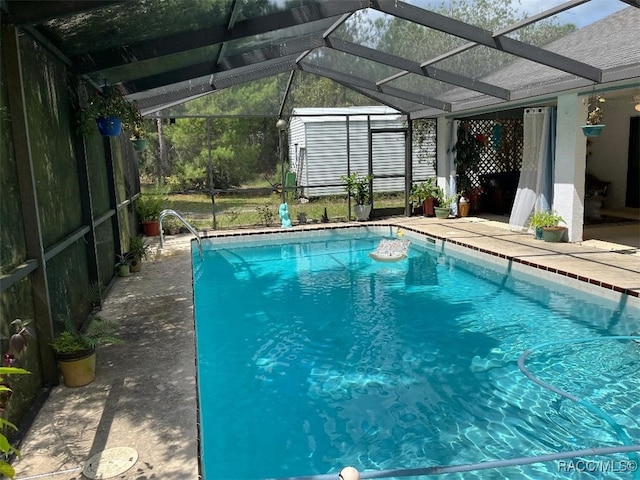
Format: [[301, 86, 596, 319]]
[[279, 203, 292, 228]]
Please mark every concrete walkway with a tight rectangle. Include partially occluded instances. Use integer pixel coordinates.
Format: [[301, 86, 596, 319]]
[[12, 217, 640, 479], [14, 237, 198, 480]]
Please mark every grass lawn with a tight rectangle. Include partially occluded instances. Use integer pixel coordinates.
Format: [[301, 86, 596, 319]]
[[156, 189, 406, 231]]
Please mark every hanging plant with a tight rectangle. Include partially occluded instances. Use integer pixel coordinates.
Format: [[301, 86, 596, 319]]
[[582, 93, 605, 137], [130, 123, 147, 150], [585, 94, 605, 125], [77, 85, 142, 137]]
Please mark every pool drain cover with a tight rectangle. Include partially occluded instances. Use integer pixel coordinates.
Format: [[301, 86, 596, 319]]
[[82, 447, 138, 479]]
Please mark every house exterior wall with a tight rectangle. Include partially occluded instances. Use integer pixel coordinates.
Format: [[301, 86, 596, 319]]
[[555, 93, 587, 242], [587, 98, 638, 209]]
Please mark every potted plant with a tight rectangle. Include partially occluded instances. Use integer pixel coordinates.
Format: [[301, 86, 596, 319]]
[[135, 192, 165, 236], [162, 217, 181, 235], [341, 172, 373, 221], [128, 236, 151, 273], [115, 253, 131, 277], [410, 178, 439, 216], [434, 188, 459, 219], [458, 196, 470, 217], [130, 123, 147, 151], [78, 84, 142, 137], [581, 93, 605, 137], [51, 316, 122, 387], [527, 210, 566, 242]]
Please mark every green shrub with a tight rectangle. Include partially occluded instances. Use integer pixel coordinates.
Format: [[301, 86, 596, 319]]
[[136, 192, 166, 221], [527, 210, 565, 228], [51, 316, 123, 355]]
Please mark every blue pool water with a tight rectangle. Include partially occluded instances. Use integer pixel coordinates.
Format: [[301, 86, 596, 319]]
[[193, 229, 640, 480]]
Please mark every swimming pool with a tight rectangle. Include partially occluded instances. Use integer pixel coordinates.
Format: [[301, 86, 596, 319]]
[[192, 226, 640, 479]]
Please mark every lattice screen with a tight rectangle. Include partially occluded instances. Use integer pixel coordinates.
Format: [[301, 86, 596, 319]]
[[463, 119, 523, 189]]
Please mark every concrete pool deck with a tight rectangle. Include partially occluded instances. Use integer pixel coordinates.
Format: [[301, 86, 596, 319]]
[[13, 216, 640, 479]]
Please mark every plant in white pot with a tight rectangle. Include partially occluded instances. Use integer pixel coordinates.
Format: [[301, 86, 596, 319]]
[[341, 172, 374, 221]]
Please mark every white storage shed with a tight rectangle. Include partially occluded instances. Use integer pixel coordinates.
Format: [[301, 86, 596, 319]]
[[288, 106, 436, 198]]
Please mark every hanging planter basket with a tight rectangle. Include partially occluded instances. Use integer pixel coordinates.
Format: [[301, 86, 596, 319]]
[[96, 116, 122, 137], [131, 138, 147, 151], [581, 124, 605, 137]]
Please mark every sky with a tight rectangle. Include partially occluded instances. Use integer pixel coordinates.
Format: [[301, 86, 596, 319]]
[[399, 0, 629, 28], [518, 0, 628, 28]]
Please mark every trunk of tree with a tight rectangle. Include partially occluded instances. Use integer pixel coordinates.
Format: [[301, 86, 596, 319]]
[[156, 117, 169, 184], [206, 118, 217, 230]]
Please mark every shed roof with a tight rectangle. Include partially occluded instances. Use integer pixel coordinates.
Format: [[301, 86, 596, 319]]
[[291, 106, 402, 123]]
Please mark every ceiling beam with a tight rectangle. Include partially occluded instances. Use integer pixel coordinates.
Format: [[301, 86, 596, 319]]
[[297, 62, 451, 112], [211, 55, 297, 90], [325, 37, 510, 100], [123, 33, 325, 94], [277, 70, 297, 119], [74, 1, 364, 74], [378, 0, 590, 86], [214, 0, 242, 66], [137, 90, 212, 116], [370, 0, 603, 83], [339, 81, 422, 114], [492, 0, 590, 36]]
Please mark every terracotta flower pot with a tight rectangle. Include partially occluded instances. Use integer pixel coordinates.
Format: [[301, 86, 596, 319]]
[[423, 198, 436, 217], [129, 256, 142, 272], [142, 220, 160, 236]]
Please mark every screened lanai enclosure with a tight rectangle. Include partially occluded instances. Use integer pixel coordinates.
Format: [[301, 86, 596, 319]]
[[1, 0, 639, 460]]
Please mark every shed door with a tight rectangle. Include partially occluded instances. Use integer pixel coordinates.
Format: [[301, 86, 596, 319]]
[[369, 127, 409, 216]]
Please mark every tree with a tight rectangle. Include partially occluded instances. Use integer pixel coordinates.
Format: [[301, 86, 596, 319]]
[[368, 0, 577, 97]]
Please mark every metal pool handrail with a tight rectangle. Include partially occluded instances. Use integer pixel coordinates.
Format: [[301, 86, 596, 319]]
[[158, 209, 202, 256]]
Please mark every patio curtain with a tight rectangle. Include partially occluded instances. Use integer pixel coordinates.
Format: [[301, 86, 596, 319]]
[[509, 107, 556, 229]]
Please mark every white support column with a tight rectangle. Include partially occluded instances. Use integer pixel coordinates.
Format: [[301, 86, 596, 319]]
[[436, 116, 452, 191], [554, 93, 588, 242]]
